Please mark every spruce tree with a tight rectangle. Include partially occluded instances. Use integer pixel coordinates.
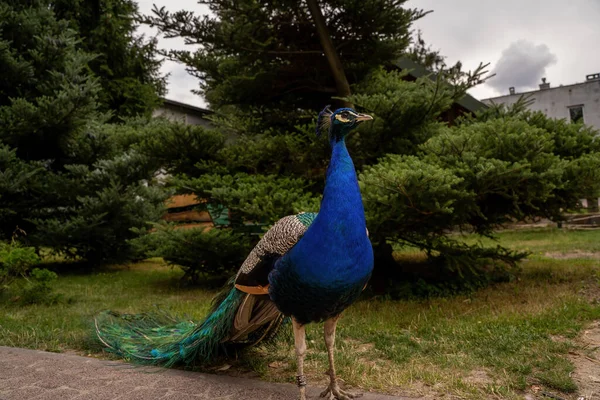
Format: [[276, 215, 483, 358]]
[[0, 1, 167, 263], [51, 0, 166, 120], [144, 0, 427, 125]]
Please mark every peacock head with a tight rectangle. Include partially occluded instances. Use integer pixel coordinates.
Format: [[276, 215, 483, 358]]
[[316, 106, 373, 144]]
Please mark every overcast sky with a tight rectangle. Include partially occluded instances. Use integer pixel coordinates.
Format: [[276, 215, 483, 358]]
[[137, 0, 600, 107]]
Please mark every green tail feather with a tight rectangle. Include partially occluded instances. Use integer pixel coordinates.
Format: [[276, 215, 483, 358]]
[[95, 280, 246, 367]]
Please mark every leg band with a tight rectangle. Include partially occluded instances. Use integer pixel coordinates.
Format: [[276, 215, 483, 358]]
[[296, 374, 307, 387]]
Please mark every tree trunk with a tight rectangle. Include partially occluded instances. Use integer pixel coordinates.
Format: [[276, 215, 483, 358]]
[[305, 0, 353, 109]]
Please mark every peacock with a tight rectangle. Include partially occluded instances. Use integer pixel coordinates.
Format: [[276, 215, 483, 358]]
[[95, 106, 374, 400]]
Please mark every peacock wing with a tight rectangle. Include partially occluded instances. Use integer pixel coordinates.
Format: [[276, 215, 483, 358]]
[[234, 212, 317, 295]]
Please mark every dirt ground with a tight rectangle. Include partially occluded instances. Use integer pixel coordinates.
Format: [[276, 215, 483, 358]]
[[545, 251, 600, 260], [569, 321, 600, 400]]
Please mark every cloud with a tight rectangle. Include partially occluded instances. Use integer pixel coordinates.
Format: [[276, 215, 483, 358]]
[[163, 62, 208, 108], [409, 0, 600, 100], [136, 0, 208, 108], [486, 40, 557, 93]]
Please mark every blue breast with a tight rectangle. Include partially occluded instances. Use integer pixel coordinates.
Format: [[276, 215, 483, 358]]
[[268, 139, 374, 324]]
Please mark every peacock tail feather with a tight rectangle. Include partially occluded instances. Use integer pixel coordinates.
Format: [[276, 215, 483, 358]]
[[95, 279, 250, 368]]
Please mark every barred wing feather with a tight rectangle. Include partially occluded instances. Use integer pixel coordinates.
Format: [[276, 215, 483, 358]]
[[234, 212, 317, 294]]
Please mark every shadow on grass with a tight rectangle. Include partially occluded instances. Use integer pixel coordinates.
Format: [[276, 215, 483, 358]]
[[367, 252, 517, 300]]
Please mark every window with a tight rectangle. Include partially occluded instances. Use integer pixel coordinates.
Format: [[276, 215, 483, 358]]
[[569, 105, 584, 123]]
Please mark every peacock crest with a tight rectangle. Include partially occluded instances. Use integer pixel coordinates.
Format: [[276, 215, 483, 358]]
[[315, 104, 333, 137]]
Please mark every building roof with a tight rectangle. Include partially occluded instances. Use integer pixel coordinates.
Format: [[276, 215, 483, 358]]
[[161, 98, 212, 115], [392, 57, 488, 113], [482, 78, 600, 102]]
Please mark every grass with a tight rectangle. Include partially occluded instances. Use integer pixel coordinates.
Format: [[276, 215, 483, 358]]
[[0, 262, 216, 353], [462, 227, 600, 255], [1, 228, 600, 399]]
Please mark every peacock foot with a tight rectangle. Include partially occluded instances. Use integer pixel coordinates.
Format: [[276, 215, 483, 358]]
[[319, 382, 362, 400]]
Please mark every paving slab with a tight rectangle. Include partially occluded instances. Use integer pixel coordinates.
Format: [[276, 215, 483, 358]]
[[0, 346, 416, 400]]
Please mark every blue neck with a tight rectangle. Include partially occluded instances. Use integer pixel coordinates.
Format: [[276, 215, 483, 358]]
[[284, 136, 373, 284], [318, 139, 365, 226]]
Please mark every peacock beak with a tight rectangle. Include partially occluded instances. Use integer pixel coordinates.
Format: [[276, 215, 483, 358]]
[[355, 113, 373, 123]]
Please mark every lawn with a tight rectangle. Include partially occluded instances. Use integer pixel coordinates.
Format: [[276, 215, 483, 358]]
[[463, 227, 600, 255], [1, 228, 599, 399]]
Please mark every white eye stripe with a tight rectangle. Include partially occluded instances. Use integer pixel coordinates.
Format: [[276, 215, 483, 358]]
[[334, 114, 350, 123]]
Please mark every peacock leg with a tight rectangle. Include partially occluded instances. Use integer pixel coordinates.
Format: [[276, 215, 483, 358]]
[[292, 318, 308, 400], [320, 316, 361, 400]]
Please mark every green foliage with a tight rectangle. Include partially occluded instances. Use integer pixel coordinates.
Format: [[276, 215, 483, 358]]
[[469, 97, 600, 206], [133, 117, 322, 274], [0, 145, 45, 231], [11, 119, 170, 264], [382, 240, 527, 299], [219, 133, 314, 175], [0, 1, 168, 264], [175, 173, 317, 226], [144, 0, 427, 126], [0, 1, 100, 167], [0, 240, 40, 290], [139, 0, 493, 283], [360, 106, 600, 279], [422, 118, 567, 227], [471, 96, 600, 159], [133, 119, 226, 176], [348, 69, 454, 163], [360, 154, 468, 242], [30, 182, 167, 263], [135, 226, 252, 282], [0, 238, 59, 305], [405, 30, 445, 70], [0, 0, 99, 238], [16, 268, 60, 305], [51, 0, 166, 120], [347, 66, 489, 167]]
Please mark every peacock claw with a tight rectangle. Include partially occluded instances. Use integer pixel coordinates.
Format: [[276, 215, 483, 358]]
[[319, 383, 362, 400]]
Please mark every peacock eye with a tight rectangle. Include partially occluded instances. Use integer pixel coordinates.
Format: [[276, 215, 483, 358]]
[[341, 112, 349, 119]]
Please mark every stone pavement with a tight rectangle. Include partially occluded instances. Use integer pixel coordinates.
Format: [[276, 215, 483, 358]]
[[0, 346, 414, 400]]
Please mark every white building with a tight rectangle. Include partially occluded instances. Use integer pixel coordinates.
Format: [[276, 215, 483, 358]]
[[153, 98, 212, 127], [482, 73, 600, 131]]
